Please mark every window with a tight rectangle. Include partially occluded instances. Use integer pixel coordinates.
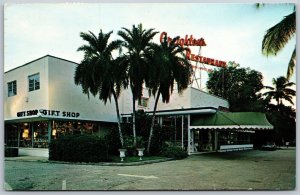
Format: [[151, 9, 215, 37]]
[[28, 73, 40, 91], [7, 80, 17, 97], [138, 97, 149, 107]]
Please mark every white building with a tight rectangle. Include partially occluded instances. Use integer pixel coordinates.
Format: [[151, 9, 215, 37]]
[[4, 55, 272, 157]]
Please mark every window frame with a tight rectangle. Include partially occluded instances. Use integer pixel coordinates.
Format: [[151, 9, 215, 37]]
[[28, 73, 40, 92], [138, 97, 149, 108], [7, 80, 17, 97]]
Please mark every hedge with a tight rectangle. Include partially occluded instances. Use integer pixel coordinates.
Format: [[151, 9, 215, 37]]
[[49, 134, 111, 162], [161, 146, 188, 160]]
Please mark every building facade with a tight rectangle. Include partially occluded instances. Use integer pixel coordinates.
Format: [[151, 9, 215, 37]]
[[4, 55, 118, 156], [4, 55, 272, 157]]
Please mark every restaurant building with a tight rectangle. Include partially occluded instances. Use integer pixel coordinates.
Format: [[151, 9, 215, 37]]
[[4, 55, 273, 157]]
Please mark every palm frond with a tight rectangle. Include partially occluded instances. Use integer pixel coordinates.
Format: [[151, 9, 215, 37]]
[[262, 11, 295, 56], [286, 47, 296, 80]]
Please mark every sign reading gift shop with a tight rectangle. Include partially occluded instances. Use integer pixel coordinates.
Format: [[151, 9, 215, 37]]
[[159, 32, 227, 68], [17, 109, 80, 118]]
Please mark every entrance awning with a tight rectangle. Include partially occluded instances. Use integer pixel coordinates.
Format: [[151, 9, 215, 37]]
[[190, 111, 273, 130]]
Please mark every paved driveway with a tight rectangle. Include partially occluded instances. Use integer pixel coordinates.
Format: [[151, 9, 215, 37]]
[[4, 148, 296, 190]]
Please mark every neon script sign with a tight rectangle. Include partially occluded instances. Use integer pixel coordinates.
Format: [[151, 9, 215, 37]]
[[160, 32, 207, 47], [159, 32, 227, 68]]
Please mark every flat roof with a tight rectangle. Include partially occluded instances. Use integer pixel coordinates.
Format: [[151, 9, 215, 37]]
[[5, 55, 79, 74]]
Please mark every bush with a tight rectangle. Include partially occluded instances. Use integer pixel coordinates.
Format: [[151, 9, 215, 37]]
[[161, 146, 188, 160], [148, 125, 173, 156], [105, 127, 122, 155], [49, 134, 111, 162], [5, 147, 18, 157]]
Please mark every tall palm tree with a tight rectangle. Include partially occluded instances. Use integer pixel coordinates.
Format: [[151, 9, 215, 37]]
[[74, 30, 127, 147], [146, 35, 192, 153], [259, 4, 296, 80], [263, 76, 295, 106], [118, 23, 158, 145]]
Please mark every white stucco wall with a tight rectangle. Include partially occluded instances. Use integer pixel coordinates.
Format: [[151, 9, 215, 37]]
[[4, 57, 49, 119], [120, 86, 229, 114], [47, 56, 117, 122], [4, 55, 118, 122], [119, 86, 192, 115]]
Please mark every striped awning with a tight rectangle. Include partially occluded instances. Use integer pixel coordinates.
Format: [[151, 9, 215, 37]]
[[190, 111, 273, 130]]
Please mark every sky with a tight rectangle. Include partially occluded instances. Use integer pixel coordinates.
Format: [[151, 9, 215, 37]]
[[3, 2, 296, 105]]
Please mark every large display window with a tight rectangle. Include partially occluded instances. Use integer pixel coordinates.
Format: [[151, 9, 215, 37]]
[[32, 122, 49, 148], [5, 120, 106, 148]]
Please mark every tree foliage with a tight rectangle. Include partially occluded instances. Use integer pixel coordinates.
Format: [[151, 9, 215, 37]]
[[259, 4, 296, 80], [206, 62, 264, 112], [263, 76, 295, 106], [75, 30, 126, 146], [117, 23, 158, 145], [146, 34, 192, 152], [263, 76, 296, 144]]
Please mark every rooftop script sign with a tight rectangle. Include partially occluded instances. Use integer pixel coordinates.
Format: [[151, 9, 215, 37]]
[[159, 32, 227, 68]]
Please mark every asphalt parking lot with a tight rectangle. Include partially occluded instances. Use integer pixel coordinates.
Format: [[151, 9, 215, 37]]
[[4, 147, 296, 191]]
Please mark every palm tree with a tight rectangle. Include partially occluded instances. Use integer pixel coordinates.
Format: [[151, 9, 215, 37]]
[[259, 4, 296, 80], [263, 76, 295, 106], [74, 30, 127, 147], [146, 35, 192, 153], [118, 23, 158, 145]]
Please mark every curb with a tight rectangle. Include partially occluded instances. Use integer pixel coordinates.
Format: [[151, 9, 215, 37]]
[[5, 157, 174, 166]]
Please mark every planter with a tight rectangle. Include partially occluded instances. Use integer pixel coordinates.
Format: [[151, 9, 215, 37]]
[[118, 149, 127, 162], [137, 148, 145, 160]]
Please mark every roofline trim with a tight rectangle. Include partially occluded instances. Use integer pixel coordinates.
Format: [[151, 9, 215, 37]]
[[5, 55, 79, 74], [190, 125, 273, 130], [121, 107, 218, 116]]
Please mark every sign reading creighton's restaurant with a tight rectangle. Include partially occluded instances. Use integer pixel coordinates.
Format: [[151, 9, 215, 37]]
[[159, 32, 227, 68], [17, 109, 80, 118]]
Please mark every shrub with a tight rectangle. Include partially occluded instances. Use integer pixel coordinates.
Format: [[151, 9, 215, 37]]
[[105, 127, 122, 155], [161, 146, 188, 160], [5, 147, 18, 157], [148, 125, 172, 156], [49, 134, 111, 162], [122, 135, 138, 156]]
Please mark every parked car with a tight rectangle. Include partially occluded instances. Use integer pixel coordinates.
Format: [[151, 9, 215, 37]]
[[260, 143, 277, 151]]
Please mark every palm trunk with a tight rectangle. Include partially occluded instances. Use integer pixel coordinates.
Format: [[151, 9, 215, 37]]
[[112, 90, 124, 147], [132, 97, 137, 146], [147, 89, 160, 153]]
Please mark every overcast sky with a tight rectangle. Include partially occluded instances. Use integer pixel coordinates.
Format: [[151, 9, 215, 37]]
[[4, 2, 296, 104]]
